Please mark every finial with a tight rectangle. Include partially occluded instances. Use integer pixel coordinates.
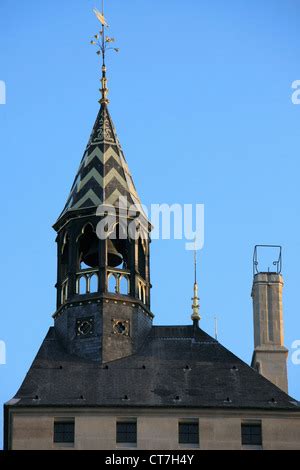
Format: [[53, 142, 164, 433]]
[[214, 316, 218, 340], [191, 247, 201, 323], [91, 1, 119, 105]]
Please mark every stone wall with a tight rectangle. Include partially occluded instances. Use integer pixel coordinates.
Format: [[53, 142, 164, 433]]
[[8, 408, 300, 450]]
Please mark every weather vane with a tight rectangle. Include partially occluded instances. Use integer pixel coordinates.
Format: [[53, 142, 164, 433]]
[[91, 1, 119, 104]]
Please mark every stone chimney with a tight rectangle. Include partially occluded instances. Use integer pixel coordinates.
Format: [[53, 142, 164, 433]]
[[251, 272, 288, 393]]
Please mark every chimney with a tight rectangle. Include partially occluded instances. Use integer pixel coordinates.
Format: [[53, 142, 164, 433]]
[[251, 246, 288, 393]]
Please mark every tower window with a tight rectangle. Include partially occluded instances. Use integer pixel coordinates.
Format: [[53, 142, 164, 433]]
[[76, 317, 95, 337], [178, 422, 199, 445], [108, 273, 117, 293], [116, 421, 137, 444], [89, 273, 98, 293], [54, 420, 75, 444], [79, 275, 87, 295], [119, 275, 129, 295], [241, 422, 262, 446], [112, 319, 129, 336]]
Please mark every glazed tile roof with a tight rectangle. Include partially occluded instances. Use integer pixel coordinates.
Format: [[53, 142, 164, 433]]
[[59, 104, 142, 219]]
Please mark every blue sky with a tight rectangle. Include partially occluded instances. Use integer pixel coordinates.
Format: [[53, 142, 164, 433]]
[[1, 0, 300, 447]]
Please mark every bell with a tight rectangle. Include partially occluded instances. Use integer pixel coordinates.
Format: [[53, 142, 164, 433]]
[[107, 239, 123, 268], [81, 237, 99, 268]]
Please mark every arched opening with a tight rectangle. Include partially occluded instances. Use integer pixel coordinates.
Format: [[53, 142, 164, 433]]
[[255, 362, 261, 373], [108, 273, 117, 293], [138, 238, 146, 279], [78, 224, 99, 269], [138, 281, 146, 304], [119, 275, 129, 295], [79, 276, 87, 295], [89, 274, 98, 293], [61, 279, 68, 305], [61, 233, 69, 280], [141, 285, 146, 304]]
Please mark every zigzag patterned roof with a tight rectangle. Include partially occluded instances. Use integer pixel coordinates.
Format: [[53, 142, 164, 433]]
[[59, 104, 142, 219]]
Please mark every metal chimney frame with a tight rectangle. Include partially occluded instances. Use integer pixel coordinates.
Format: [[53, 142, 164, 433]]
[[253, 245, 282, 277]]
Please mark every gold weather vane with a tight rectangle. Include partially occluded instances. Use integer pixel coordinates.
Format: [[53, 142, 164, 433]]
[[191, 245, 201, 323], [90, 1, 119, 104]]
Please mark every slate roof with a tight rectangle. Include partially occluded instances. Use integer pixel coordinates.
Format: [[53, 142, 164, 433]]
[[8, 325, 300, 411], [58, 103, 143, 220]]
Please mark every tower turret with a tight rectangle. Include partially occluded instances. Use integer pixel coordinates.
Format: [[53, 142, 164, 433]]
[[53, 3, 153, 362]]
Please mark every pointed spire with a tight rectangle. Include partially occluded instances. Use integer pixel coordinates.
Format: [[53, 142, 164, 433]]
[[91, 1, 119, 105], [57, 104, 143, 219], [55, 3, 143, 223], [191, 248, 201, 324]]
